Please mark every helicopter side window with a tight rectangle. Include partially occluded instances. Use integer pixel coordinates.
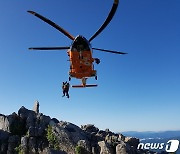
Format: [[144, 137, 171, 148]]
[[84, 44, 90, 51]]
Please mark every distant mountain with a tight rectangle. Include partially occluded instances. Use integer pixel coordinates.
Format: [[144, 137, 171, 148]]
[[122, 130, 180, 139], [122, 131, 180, 153]]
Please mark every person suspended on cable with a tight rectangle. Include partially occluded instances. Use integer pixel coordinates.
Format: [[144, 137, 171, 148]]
[[62, 81, 70, 98]]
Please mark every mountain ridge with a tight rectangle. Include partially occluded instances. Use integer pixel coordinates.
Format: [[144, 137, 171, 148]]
[[0, 102, 166, 154]]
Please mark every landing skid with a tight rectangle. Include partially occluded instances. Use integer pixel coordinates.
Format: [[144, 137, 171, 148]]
[[71, 77, 97, 88], [72, 84, 98, 88]]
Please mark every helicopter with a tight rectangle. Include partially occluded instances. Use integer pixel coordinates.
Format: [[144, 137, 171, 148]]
[[28, 0, 127, 88]]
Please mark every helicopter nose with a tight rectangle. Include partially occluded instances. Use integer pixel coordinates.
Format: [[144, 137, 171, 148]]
[[76, 35, 83, 40], [77, 35, 83, 38]]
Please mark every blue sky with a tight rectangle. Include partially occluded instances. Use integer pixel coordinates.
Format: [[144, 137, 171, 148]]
[[0, 0, 180, 132]]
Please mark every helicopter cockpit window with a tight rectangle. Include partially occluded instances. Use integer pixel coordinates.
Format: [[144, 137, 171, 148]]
[[71, 37, 90, 52]]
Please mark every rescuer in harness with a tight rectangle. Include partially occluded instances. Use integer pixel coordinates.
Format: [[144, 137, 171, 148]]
[[62, 81, 70, 98]]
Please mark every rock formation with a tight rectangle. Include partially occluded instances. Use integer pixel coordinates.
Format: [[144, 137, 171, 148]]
[[0, 102, 166, 154], [33, 100, 40, 114]]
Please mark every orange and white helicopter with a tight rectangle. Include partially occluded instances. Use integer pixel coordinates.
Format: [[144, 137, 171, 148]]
[[28, 0, 127, 88]]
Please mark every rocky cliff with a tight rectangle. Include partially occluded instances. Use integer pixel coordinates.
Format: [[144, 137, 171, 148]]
[[0, 102, 159, 154]]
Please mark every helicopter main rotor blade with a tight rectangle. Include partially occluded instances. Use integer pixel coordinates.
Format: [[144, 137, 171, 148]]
[[92, 47, 127, 55], [89, 0, 119, 42], [29, 46, 70, 50], [27, 11, 75, 40]]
